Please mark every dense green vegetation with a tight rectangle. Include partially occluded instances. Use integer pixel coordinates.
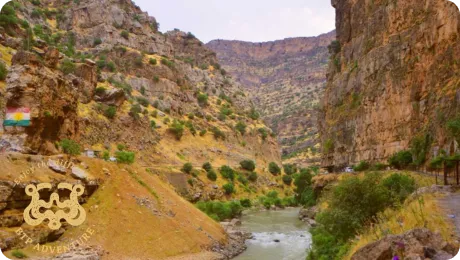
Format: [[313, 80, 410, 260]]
[[307, 173, 417, 260], [60, 139, 81, 155], [268, 162, 281, 175], [196, 200, 243, 221], [115, 150, 135, 164], [240, 160, 256, 171]]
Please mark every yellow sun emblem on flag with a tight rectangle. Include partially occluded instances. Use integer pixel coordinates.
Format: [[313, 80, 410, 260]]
[[13, 113, 24, 121]]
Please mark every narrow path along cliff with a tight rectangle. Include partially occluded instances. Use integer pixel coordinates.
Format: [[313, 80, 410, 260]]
[[438, 192, 460, 239]]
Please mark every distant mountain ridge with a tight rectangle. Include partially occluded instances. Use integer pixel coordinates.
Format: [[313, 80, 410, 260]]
[[207, 31, 335, 166]]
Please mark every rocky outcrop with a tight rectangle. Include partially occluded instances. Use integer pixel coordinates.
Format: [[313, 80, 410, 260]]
[[320, 0, 460, 168], [351, 228, 457, 260], [2, 49, 97, 155], [214, 220, 252, 259], [207, 32, 335, 166]]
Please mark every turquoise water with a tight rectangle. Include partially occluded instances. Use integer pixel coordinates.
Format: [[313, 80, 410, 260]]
[[233, 208, 311, 260]]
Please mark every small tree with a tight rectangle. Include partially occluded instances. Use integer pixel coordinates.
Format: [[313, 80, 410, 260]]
[[202, 162, 212, 172], [353, 161, 370, 172], [388, 150, 413, 169], [197, 93, 208, 106], [220, 165, 235, 181], [268, 162, 281, 175], [181, 163, 193, 174], [149, 58, 157, 65], [223, 183, 235, 195], [240, 160, 256, 171], [207, 170, 217, 181]]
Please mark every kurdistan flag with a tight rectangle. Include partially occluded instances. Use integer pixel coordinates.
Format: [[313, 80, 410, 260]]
[[4, 107, 31, 127]]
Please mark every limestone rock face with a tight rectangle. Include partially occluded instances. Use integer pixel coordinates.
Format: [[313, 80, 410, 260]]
[[207, 32, 335, 166], [320, 0, 460, 168], [2, 50, 91, 154]]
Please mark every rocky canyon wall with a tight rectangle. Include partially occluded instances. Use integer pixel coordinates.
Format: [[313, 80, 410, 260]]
[[320, 0, 460, 168]]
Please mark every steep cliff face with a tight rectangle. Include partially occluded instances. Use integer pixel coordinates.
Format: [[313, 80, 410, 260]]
[[320, 0, 460, 168], [0, 0, 285, 258], [207, 32, 335, 166]]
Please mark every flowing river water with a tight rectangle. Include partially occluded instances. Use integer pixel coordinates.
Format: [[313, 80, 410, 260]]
[[233, 208, 312, 260]]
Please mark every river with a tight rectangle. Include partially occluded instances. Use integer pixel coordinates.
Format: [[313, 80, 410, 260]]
[[233, 208, 312, 260]]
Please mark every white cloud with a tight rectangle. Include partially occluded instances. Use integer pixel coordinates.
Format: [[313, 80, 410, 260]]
[[133, 0, 335, 42]]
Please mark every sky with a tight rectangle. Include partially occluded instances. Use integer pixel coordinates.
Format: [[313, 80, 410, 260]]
[[133, 0, 336, 43]]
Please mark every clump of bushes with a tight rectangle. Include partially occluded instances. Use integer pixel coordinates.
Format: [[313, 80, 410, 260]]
[[283, 164, 298, 175], [149, 58, 157, 65], [258, 128, 268, 140], [196, 200, 242, 221], [207, 170, 217, 181], [353, 160, 370, 172], [240, 198, 251, 208], [197, 93, 208, 106], [93, 38, 102, 46], [60, 139, 81, 155], [268, 162, 281, 175], [181, 163, 193, 174], [115, 150, 135, 164], [294, 168, 315, 207], [240, 160, 255, 171], [168, 120, 185, 140], [220, 165, 235, 181], [161, 57, 174, 68], [388, 150, 413, 169], [11, 249, 27, 259], [202, 162, 212, 172]]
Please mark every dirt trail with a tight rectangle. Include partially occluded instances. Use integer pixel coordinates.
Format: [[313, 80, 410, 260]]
[[438, 193, 460, 238]]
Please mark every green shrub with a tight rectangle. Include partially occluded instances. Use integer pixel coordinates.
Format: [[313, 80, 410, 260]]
[[202, 162, 212, 172], [102, 151, 110, 161], [107, 61, 116, 72], [115, 151, 135, 164], [168, 120, 184, 140], [353, 161, 370, 172], [120, 30, 129, 39], [248, 107, 260, 120], [11, 249, 27, 259], [283, 164, 297, 175], [237, 174, 248, 185], [60, 139, 81, 155], [235, 121, 246, 135], [150, 120, 156, 129], [220, 165, 235, 181], [136, 97, 150, 107], [388, 150, 413, 169], [211, 127, 225, 140], [117, 144, 126, 151], [223, 183, 235, 194], [240, 198, 251, 208], [0, 62, 7, 81], [104, 106, 116, 119], [206, 170, 217, 181], [248, 172, 258, 182], [371, 163, 387, 171], [95, 87, 106, 96], [129, 104, 142, 120], [258, 128, 268, 140], [60, 59, 76, 75], [181, 163, 193, 174], [199, 129, 207, 136], [161, 57, 174, 68], [149, 58, 157, 65], [381, 173, 416, 204], [196, 200, 242, 221], [268, 162, 281, 175], [197, 93, 208, 106], [240, 160, 255, 171], [282, 175, 293, 185], [93, 38, 102, 46]]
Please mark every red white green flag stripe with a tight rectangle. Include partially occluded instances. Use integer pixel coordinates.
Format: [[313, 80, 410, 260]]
[[4, 108, 31, 126]]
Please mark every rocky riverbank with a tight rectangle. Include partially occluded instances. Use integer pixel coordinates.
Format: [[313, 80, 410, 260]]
[[213, 219, 252, 259]]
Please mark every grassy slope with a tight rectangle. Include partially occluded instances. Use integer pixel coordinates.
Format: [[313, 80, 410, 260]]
[[1, 156, 226, 259]]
